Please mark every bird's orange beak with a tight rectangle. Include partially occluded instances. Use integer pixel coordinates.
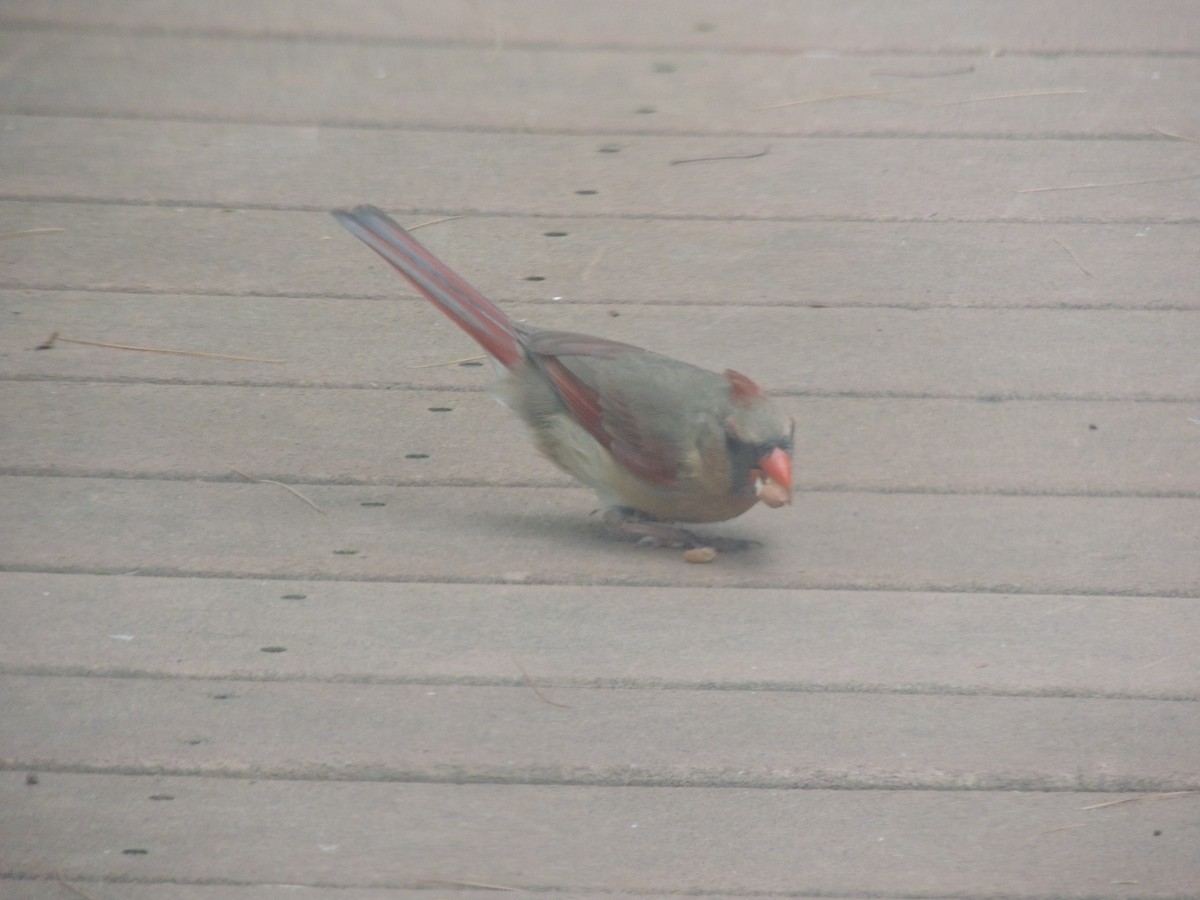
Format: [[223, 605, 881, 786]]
[[755, 447, 793, 507]]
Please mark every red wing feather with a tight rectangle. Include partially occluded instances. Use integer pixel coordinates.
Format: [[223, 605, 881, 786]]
[[536, 356, 612, 448], [602, 395, 680, 484], [535, 348, 679, 486]]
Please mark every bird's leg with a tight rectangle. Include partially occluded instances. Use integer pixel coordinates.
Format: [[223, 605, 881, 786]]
[[602, 508, 759, 552], [603, 508, 700, 547]]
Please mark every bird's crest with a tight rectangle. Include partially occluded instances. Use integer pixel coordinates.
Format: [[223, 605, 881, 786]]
[[724, 369, 764, 406]]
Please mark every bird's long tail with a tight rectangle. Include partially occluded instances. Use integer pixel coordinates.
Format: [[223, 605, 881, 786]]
[[332, 205, 523, 368]]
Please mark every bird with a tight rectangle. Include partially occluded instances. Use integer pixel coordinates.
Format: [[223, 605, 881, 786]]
[[331, 205, 793, 549]]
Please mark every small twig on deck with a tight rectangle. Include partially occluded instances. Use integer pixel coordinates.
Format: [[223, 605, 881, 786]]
[[1081, 790, 1196, 810], [407, 215, 466, 232], [1016, 173, 1200, 193], [55, 879, 102, 900], [511, 654, 572, 708], [421, 879, 520, 892], [671, 146, 771, 165], [482, 2, 505, 59], [34, 332, 284, 363], [1052, 237, 1094, 278], [407, 353, 488, 368], [870, 65, 975, 78], [929, 88, 1085, 108], [1151, 125, 1200, 144], [0, 227, 66, 240], [1038, 822, 1089, 835], [753, 87, 914, 110], [579, 246, 606, 282], [228, 467, 325, 514]]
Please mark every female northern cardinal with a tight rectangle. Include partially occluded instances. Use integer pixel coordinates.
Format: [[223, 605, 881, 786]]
[[332, 205, 793, 548]]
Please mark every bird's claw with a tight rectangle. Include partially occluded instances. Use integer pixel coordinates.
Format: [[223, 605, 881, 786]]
[[604, 508, 759, 553]]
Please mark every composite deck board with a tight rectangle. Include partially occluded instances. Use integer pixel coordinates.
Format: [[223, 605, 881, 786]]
[[1, 477, 1196, 595], [4, 383, 1198, 495], [2, 31, 1198, 139], [4, 578, 1195, 696], [6, 0, 1200, 54], [5, 293, 1198, 400], [3, 772, 1198, 894], [3, 673, 1197, 791], [4, 203, 1199, 311], [1, 573, 1195, 697], [5, 116, 1200, 223], [3, 885, 685, 900]]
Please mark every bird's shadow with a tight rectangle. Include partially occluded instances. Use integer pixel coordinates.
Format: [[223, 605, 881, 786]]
[[475, 505, 767, 557]]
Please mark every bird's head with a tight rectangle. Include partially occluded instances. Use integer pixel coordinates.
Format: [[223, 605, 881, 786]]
[[723, 370, 793, 508]]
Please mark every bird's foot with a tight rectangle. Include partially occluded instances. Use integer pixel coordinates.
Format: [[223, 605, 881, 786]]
[[602, 508, 759, 553]]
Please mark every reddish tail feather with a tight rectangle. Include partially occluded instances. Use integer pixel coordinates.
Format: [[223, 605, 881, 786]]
[[332, 205, 523, 368]]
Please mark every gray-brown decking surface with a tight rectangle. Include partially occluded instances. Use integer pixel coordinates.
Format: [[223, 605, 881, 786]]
[[1, 2, 1198, 897]]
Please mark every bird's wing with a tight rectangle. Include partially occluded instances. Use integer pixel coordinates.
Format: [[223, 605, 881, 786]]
[[523, 330, 701, 485]]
